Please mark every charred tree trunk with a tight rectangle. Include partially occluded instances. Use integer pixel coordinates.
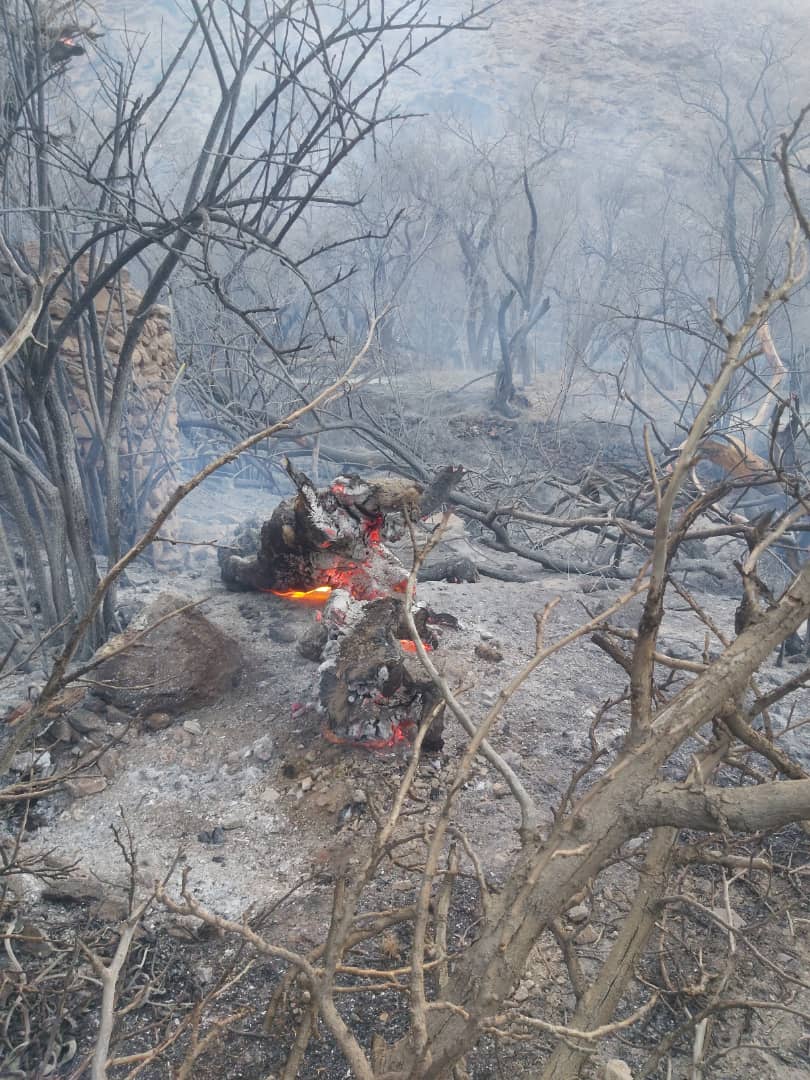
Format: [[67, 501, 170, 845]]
[[492, 290, 517, 416], [220, 462, 457, 749]]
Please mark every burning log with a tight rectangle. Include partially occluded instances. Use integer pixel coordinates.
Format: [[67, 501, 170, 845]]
[[318, 595, 444, 750], [219, 461, 422, 597], [220, 462, 453, 749]]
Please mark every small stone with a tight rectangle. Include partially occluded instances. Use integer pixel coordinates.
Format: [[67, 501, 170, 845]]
[[11, 749, 51, 773], [144, 712, 172, 731], [65, 776, 108, 798], [68, 708, 106, 734], [197, 825, 225, 845], [104, 703, 135, 724], [513, 983, 531, 1003], [16, 923, 52, 956], [492, 783, 509, 799], [660, 638, 700, 661], [566, 902, 589, 924], [166, 915, 200, 941], [378, 1011, 390, 1023], [41, 876, 104, 904], [712, 906, 744, 930], [193, 964, 215, 987], [601, 1061, 634, 1080], [352, 789, 367, 804], [300, 776, 314, 792], [98, 750, 121, 779], [576, 924, 600, 944], [475, 642, 503, 663], [182, 719, 203, 736], [251, 734, 275, 763], [50, 719, 73, 743]]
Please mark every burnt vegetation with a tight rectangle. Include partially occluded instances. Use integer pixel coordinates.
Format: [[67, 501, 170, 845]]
[[3, 2, 810, 1079]]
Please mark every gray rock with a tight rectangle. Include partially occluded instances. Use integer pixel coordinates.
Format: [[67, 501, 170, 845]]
[[566, 902, 589, 924], [65, 775, 108, 798], [251, 734, 275, 763], [91, 594, 242, 716], [41, 875, 105, 904], [144, 711, 173, 731], [601, 1061, 633, 1080]]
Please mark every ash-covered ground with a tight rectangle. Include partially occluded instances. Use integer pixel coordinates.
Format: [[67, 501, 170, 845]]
[[2, 398, 810, 1079]]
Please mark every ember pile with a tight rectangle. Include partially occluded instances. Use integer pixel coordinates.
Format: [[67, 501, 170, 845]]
[[220, 462, 455, 750]]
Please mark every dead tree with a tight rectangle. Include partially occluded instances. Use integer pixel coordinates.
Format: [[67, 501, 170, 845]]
[[0, 0, 491, 650]]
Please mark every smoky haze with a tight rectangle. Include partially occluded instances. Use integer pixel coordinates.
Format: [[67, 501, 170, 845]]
[[8, 8, 810, 1079], [90, 0, 810, 440]]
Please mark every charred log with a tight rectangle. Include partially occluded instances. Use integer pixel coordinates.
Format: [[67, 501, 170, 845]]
[[220, 462, 450, 749], [319, 596, 444, 751], [418, 557, 480, 584], [219, 461, 421, 597]]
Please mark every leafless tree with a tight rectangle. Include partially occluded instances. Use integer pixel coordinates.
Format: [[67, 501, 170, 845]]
[[0, 0, 492, 654]]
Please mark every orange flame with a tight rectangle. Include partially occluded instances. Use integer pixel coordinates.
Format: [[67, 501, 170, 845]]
[[268, 585, 332, 605], [322, 721, 414, 751], [398, 639, 433, 654]]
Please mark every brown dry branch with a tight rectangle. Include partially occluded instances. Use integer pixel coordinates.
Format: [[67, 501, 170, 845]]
[[0, 238, 60, 369], [159, 708, 444, 1080], [371, 254, 810, 1078], [81, 896, 156, 1080], [540, 730, 732, 1080], [498, 990, 659, 1043], [640, 996, 810, 1078], [629, 238, 804, 744]]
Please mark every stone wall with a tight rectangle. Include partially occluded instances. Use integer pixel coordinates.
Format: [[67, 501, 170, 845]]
[[46, 260, 191, 565]]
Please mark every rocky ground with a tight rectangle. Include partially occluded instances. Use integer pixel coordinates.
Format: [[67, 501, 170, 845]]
[[2, 388, 810, 1078], [3, 475, 810, 1076]]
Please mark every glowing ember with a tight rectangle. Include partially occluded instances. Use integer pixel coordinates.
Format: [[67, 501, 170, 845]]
[[398, 639, 433, 654], [267, 585, 332, 605], [322, 719, 415, 751]]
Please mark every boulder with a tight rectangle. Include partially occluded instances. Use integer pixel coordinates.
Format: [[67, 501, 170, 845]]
[[91, 593, 242, 715]]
